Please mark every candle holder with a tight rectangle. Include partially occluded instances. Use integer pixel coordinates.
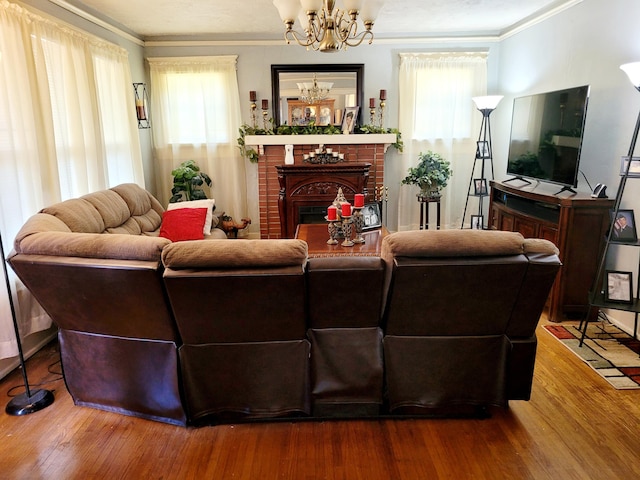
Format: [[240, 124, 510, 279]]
[[250, 102, 257, 128], [352, 206, 365, 244], [378, 100, 386, 128], [370, 107, 376, 126], [262, 109, 270, 129], [326, 218, 339, 245], [341, 216, 354, 247]]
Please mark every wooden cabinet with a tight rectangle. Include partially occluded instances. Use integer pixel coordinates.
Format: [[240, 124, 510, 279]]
[[489, 181, 614, 322]]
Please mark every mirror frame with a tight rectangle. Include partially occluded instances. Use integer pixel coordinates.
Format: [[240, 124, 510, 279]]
[[271, 64, 365, 127]]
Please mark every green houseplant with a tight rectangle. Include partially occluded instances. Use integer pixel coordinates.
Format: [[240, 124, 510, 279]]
[[401, 151, 452, 198], [169, 160, 212, 203]]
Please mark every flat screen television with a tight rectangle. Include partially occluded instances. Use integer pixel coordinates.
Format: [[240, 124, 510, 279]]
[[505, 85, 590, 194]]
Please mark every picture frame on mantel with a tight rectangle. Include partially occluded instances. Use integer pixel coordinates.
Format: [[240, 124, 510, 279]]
[[342, 106, 359, 134]]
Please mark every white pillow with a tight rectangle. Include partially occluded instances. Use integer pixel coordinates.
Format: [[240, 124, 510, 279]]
[[167, 199, 216, 235]]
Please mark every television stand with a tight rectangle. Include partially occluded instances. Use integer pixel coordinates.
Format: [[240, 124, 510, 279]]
[[489, 180, 613, 322], [553, 185, 577, 195], [503, 176, 532, 186]]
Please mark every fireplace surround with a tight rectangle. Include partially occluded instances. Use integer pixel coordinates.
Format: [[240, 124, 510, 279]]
[[247, 133, 396, 238]]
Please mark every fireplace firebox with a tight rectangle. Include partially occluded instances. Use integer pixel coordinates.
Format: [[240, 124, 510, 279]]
[[276, 163, 371, 238]]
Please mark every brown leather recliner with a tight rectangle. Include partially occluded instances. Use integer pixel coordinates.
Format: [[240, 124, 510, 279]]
[[161, 239, 310, 425], [8, 184, 186, 425], [380, 230, 561, 414], [306, 256, 385, 416]]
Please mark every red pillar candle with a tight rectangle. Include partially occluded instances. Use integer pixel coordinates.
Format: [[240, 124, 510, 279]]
[[249, 91, 257, 102], [262, 99, 269, 110], [354, 193, 364, 208], [341, 202, 351, 217], [327, 205, 337, 221], [369, 97, 375, 108], [380, 89, 387, 101]]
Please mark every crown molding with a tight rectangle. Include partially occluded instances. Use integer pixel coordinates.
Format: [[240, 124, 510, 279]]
[[46, 0, 144, 46]]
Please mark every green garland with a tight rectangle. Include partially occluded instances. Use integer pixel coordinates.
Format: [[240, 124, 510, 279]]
[[237, 123, 403, 163]]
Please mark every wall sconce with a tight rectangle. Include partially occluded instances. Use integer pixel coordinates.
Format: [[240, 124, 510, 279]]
[[133, 83, 150, 129]]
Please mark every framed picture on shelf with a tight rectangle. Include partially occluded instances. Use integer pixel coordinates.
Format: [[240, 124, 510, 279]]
[[362, 203, 382, 230], [610, 209, 638, 243], [342, 106, 359, 134], [476, 141, 490, 159], [473, 178, 488, 196], [605, 270, 634, 304], [471, 215, 483, 230], [620, 156, 640, 177]]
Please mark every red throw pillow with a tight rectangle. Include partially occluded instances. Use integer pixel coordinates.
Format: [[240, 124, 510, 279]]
[[159, 208, 208, 242]]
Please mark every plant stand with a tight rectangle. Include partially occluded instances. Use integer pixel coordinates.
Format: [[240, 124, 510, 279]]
[[418, 193, 441, 230]]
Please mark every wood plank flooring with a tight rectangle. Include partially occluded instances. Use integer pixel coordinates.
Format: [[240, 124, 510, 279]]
[[1, 316, 640, 479]]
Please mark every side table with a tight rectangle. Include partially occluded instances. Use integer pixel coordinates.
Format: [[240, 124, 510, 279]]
[[417, 194, 441, 230]]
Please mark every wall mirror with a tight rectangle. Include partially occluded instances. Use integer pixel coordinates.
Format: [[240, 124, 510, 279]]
[[271, 64, 364, 128]]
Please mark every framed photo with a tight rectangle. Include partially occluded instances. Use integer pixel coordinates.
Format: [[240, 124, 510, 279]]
[[361, 202, 382, 230], [471, 215, 484, 230], [620, 156, 640, 177], [476, 141, 490, 159], [342, 106, 359, 134], [605, 270, 634, 304], [610, 209, 638, 243], [473, 178, 488, 196]]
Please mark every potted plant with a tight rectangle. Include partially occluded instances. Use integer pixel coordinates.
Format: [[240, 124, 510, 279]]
[[401, 151, 452, 198], [169, 160, 212, 203]]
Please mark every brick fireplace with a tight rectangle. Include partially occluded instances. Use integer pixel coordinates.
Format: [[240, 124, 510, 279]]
[[246, 134, 396, 239]]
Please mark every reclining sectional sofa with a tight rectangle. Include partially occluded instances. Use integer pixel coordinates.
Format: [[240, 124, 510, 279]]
[[8, 183, 561, 426]]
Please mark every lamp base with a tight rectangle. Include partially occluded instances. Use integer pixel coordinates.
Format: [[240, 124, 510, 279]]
[[5, 388, 54, 416]]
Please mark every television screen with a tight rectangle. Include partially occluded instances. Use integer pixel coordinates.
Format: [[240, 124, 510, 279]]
[[506, 85, 590, 192]]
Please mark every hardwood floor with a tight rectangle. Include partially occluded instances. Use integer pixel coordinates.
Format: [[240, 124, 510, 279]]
[[1, 315, 640, 479]]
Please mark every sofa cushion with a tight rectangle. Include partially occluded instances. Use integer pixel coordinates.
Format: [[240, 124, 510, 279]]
[[162, 239, 308, 269], [382, 229, 525, 258], [110, 183, 164, 234], [41, 198, 106, 233], [167, 199, 216, 235], [159, 208, 207, 242]]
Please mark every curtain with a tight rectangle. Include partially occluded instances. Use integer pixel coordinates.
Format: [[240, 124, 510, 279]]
[[148, 56, 247, 222], [0, 0, 143, 358], [397, 52, 488, 231]]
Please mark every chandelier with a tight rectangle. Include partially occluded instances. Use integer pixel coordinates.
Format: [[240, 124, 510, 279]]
[[273, 0, 385, 53], [297, 73, 333, 103]]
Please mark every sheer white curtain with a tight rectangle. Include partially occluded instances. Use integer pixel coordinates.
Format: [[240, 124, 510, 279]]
[[397, 52, 488, 230], [0, 1, 143, 358], [149, 56, 247, 220]]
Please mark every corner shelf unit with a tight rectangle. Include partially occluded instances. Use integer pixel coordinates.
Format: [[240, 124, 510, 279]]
[[581, 170, 640, 343]]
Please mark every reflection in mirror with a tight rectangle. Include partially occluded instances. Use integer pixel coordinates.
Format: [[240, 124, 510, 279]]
[[271, 64, 364, 127]]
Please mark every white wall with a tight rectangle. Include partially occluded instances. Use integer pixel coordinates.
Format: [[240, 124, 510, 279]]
[[496, 0, 640, 334]]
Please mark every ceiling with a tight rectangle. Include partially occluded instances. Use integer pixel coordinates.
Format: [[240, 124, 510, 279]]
[[62, 0, 579, 41]]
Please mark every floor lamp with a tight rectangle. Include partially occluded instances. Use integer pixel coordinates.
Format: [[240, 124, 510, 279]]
[[461, 95, 503, 229], [0, 226, 54, 415]]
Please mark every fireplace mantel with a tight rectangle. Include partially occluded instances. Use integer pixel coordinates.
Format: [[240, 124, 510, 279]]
[[245, 133, 397, 154]]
